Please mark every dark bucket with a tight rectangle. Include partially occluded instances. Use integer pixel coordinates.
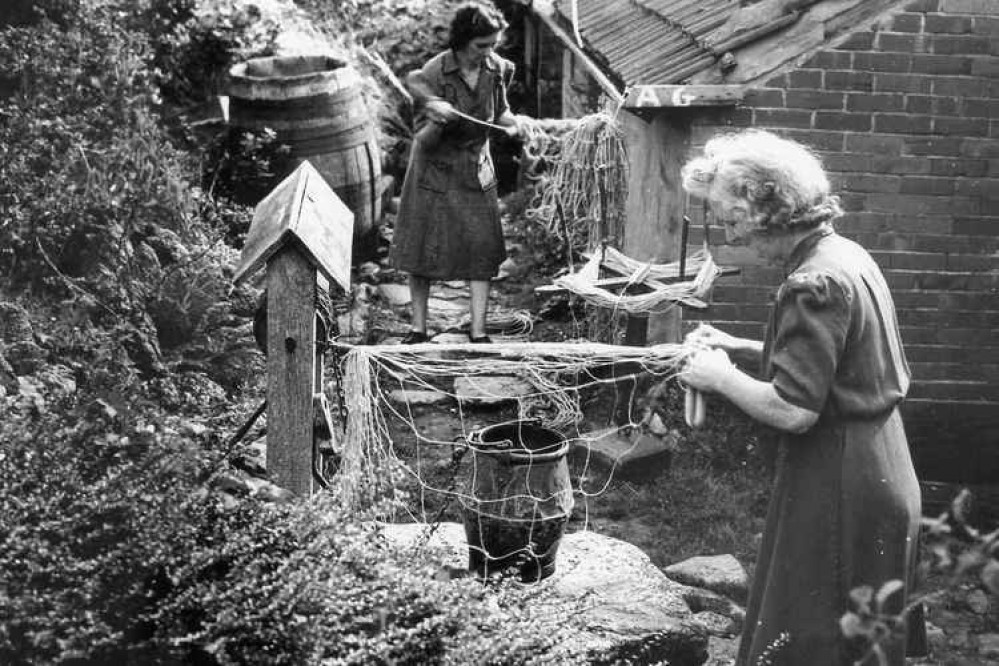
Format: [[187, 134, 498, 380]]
[[459, 420, 574, 582]]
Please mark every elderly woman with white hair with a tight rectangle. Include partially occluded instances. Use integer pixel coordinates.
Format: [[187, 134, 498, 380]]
[[679, 130, 922, 665]]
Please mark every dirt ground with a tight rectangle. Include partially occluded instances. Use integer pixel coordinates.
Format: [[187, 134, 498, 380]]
[[362, 205, 998, 665]]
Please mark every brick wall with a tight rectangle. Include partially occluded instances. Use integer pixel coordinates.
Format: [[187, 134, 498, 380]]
[[684, 0, 999, 479]]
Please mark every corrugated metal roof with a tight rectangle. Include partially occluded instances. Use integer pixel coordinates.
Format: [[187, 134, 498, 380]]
[[552, 0, 743, 85]]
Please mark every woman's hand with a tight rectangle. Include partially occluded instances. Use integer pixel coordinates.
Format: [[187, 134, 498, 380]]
[[684, 323, 741, 353], [681, 347, 736, 394], [424, 99, 457, 124]]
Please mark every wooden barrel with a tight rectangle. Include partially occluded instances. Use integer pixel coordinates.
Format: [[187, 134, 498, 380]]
[[459, 420, 574, 582], [227, 54, 381, 240]]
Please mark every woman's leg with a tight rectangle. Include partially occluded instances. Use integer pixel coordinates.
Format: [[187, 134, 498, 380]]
[[468, 279, 490, 339], [409, 274, 431, 334]]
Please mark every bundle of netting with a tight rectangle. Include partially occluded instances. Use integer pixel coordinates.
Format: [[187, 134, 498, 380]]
[[521, 110, 628, 252], [329, 340, 692, 512]]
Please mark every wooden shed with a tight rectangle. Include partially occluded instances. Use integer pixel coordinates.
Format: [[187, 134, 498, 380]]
[[522, 0, 999, 482]]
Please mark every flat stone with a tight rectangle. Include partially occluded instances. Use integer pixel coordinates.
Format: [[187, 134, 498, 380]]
[[378, 522, 708, 666], [690, 611, 739, 637], [977, 632, 999, 657], [680, 586, 745, 633], [454, 375, 533, 406], [663, 555, 749, 604], [387, 388, 451, 406], [571, 427, 675, 483], [377, 283, 411, 306]]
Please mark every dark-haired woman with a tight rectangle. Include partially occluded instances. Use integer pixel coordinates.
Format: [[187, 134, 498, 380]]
[[391, 2, 520, 344], [678, 129, 922, 664]]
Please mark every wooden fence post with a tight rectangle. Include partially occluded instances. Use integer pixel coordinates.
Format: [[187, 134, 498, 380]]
[[233, 161, 354, 496]]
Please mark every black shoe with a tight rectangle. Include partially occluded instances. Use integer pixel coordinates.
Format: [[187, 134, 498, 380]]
[[469, 335, 492, 344], [401, 330, 429, 344]]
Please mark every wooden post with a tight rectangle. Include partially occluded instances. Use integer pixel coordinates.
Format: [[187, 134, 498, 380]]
[[233, 161, 354, 496], [621, 110, 693, 346], [266, 247, 319, 494]]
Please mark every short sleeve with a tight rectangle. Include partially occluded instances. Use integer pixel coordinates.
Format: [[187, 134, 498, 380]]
[[769, 271, 851, 412], [494, 58, 515, 119], [405, 60, 445, 133]]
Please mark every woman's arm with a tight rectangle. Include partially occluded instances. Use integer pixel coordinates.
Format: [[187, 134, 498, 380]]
[[683, 348, 819, 434]]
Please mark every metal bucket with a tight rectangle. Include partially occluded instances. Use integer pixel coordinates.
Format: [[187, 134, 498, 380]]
[[459, 420, 574, 582]]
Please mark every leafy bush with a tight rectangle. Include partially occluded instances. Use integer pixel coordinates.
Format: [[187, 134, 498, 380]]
[[0, 390, 589, 665]]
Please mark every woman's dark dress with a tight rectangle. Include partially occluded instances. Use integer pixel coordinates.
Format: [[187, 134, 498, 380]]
[[390, 50, 513, 280], [736, 229, 922, 666]]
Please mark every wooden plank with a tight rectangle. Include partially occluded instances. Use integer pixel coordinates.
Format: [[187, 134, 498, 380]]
[[234, 161, 354, 292], [623, 85, 745, 109], [266, 247, 318, 496]]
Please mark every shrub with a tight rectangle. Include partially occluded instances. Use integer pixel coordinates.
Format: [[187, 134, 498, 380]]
[[0, 391, 589, 665]]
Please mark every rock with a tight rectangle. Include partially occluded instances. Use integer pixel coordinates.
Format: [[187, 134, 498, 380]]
[[967, 588, 990, 615], [495, 257, 518, 280], [454, 375, 534, 406], [690, 611, 739, 637], [379, 523, 708, 666], [571, 426, 674, 484], [0, 353, 18, 394], [924, 621, 946, 652], [5, 340, 45, 375], [663, 555, 749, 604], [0, 302, 33, 344], [977, 632, 999, 658], [377, 283, 412, 306], [232, 437, 267, 476], [680, 586, 745, 633], [705, 635, 739, 666], [387, 388, 451, 406]]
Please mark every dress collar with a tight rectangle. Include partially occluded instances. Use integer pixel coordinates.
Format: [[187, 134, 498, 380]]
[[784, 225, 835, 274], [443, 49, 499, 74]]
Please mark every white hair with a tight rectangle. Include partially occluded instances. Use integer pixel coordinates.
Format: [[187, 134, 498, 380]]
[[681, 129, 842, 230]]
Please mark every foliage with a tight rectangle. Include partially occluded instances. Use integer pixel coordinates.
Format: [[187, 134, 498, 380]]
[[840, 489, 999, 665], [0, 390, 593, 665]]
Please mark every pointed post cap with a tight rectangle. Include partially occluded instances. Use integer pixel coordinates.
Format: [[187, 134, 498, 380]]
[[233, 160, 354, 291]]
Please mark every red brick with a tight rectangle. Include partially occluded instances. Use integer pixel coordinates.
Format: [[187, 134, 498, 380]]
[[800, 51, 853, 69], [954, 178, 999, 196], [904, 0, 940, 11], [854, 52, 914, 72], [910, 54, 974, 75], [963, 98, 999, 118], [892, 13, 925, 33], [785, 89, 845, 110], [888, 251, 949, 270], [972, 17, 999, 37], [940, 0, 999, 15], [934, 116, 990, 136], [744, 88, 784, 107], [932, 78, 990, 97], [875, 73, 933, 93], [889, 215, 955, 234], [879, 32, 928, 53], [925, 14, 973, 33], [845, 133, 904, 154], [899, 176, 956, 195], [870, 155, 934, 174], [752, 108, 813, 129], [823, 153, 872, 172], [835, 32, 875, 50], [815, 111, 872, 132], [874, 113, 934, 134], [825, 70, 874, 92], [866, 193, 977, 216], [839, 173, 902, 194], [904, 137, 964, 156], [929, 158, 989, 177], [930, 34, 992, 55], [847, 92, 904, 112], [838, 192, 867, 212], [783, 130, 845, 152], [911, 232, 999, 253], [947, 254, 998, 271], [971, 56, 999, 77], [959, 139, 999, 158], [905, 95, 960, 115], [786, 70, 822, 88], [953, 216, 997, 235]]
